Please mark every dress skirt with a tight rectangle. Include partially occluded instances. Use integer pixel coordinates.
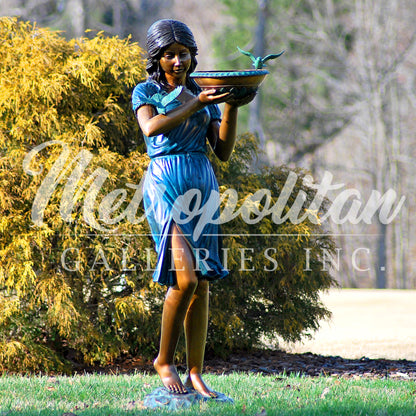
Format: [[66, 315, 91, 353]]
[[143, 152, 229, 286]]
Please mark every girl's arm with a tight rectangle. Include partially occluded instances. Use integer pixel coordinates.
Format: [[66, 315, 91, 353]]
[[136, 89, 229, 137], [207, 103, 238, 162], [207, 91, 257, 161]]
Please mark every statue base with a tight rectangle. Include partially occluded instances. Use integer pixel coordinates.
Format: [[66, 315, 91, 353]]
[[143, 387, 234, 410]]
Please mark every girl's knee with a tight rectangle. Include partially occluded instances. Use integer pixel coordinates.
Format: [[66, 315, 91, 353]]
[[196, 279, 209, 296], [178, 274, 198, 293]]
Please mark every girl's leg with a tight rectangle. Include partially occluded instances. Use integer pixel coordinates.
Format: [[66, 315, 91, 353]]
[[154, 224, 198, 394], [183, 280, 218, 397]]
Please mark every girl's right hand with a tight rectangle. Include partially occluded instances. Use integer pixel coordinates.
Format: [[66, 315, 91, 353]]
[[198, 89, 230, 104]]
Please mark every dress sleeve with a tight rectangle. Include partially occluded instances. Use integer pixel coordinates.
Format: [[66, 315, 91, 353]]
[[131, 81, 158, 112], [207, 103, 222, 122]]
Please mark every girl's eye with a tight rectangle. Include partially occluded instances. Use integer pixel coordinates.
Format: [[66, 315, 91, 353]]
[[163, 51, 189, 60]]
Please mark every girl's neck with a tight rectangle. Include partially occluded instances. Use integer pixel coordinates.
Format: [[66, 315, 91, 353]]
[[165, 81, 186, 91]]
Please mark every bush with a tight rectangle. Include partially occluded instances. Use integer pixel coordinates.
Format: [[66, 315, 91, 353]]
[[208, 135, 336, 356], [0, 18, 336, 373]]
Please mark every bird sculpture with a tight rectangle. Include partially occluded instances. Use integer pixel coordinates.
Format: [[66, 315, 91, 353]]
[[141, 86, 183, 114], [237, 46, 285, 69]]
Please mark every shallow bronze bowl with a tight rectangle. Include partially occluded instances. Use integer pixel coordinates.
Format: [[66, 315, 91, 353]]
[[190, 69, 268, 98]]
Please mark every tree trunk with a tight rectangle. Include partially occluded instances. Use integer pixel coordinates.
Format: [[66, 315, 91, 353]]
[[65, 0, 87, 38], [375, 221, 387, 288], [249, 0, 268, 150]]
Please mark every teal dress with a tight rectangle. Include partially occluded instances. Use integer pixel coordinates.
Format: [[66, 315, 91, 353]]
[[132, 80, 229, 286]]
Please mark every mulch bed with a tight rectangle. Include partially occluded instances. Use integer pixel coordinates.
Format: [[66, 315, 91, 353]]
[[88, 349, 416, 380]]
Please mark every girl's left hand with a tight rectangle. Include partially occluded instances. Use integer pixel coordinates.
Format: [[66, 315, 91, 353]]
[[225, 90, 257, 107]]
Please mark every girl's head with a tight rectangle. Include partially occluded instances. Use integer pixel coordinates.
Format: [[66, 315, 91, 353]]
[[146, 19, 199, 90]]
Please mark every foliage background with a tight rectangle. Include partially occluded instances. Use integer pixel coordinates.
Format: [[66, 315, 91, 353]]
[[212, 0, 416, 290], [0, 18, 335, 372], [2, 0, 415, 290]]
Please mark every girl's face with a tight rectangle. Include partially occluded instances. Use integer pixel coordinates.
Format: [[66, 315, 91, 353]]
[[159, 42, 192, 86]]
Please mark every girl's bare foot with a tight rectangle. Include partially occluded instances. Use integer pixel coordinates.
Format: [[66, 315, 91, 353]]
[[154, 357, 187, 394], [184, 373, 218, 398]]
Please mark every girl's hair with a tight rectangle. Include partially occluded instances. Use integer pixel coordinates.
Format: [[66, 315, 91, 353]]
[[146, 19, 199, 93]]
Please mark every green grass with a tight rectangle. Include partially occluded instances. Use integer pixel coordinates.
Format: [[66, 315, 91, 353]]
[[0, 372, 415, 415]]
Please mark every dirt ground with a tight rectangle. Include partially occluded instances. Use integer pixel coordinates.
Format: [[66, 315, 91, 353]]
[[279, 289, 416, 361], [90, 289, 416, 379]]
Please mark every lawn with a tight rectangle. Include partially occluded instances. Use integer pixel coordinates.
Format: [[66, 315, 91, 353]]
[[279, 289, 416, 361], [0, 372, 415, 415], [1, 289, 415, 415]]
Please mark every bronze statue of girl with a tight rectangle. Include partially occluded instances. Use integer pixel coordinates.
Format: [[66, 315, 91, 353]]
[[132, 19, 252, 397]]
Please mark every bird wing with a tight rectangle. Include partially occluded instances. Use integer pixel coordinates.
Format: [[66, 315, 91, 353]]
[[262, 51, 285, 62], [161, 86, 183, 107], [237, 46, 255, 61]]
